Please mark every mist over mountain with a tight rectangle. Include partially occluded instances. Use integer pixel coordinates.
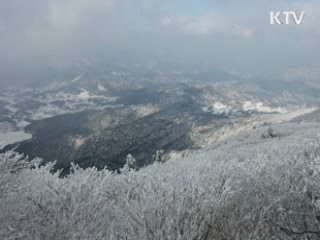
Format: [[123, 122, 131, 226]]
[[1, 0, 320, 87]]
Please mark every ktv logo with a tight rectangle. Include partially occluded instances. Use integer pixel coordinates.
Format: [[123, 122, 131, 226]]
[[270, 11, 305, 25]]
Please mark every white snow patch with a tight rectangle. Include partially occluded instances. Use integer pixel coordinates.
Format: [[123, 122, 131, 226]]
[[202, 101, 232, 114], [16, 121, 30, 128], [130, 104, 160, 117], [212, 102, 232, 114], [78, 89, 91, 99], [32, 104, 64, 120], [97, 83, 107, 91], [243, 101, 287, 114], [69, 89, 114, 101], [0, 131, 32, 147], [73, 136, 87, 149]]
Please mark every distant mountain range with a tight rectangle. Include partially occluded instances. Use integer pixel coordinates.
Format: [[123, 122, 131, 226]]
[[1, 66, 319, 173]]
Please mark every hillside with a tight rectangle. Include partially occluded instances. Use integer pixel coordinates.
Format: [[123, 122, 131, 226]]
[[1, 116, 320, 239], [1, 74, 318, 174]]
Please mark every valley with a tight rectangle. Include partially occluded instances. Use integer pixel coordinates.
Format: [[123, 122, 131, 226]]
[[1, 68, 319, 173]]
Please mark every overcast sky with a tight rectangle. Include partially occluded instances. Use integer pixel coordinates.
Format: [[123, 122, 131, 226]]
[[0, 0, 319, 86]]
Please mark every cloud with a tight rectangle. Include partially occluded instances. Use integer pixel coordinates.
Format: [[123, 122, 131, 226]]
[[0, 0, 319, 86], [160, 14, 254, 38]]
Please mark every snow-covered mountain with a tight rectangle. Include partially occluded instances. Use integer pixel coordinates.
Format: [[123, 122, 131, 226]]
[[1, 69, 319, 172], [0, 72, 314, 172]]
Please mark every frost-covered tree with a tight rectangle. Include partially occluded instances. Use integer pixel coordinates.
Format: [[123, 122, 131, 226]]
[[121, 154, 137, 172], [153, 149, 164, 163], [1, 122, 320, 239]]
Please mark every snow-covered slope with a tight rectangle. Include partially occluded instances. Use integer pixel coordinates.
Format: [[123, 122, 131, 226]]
[[2, 117, 320, 239]]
